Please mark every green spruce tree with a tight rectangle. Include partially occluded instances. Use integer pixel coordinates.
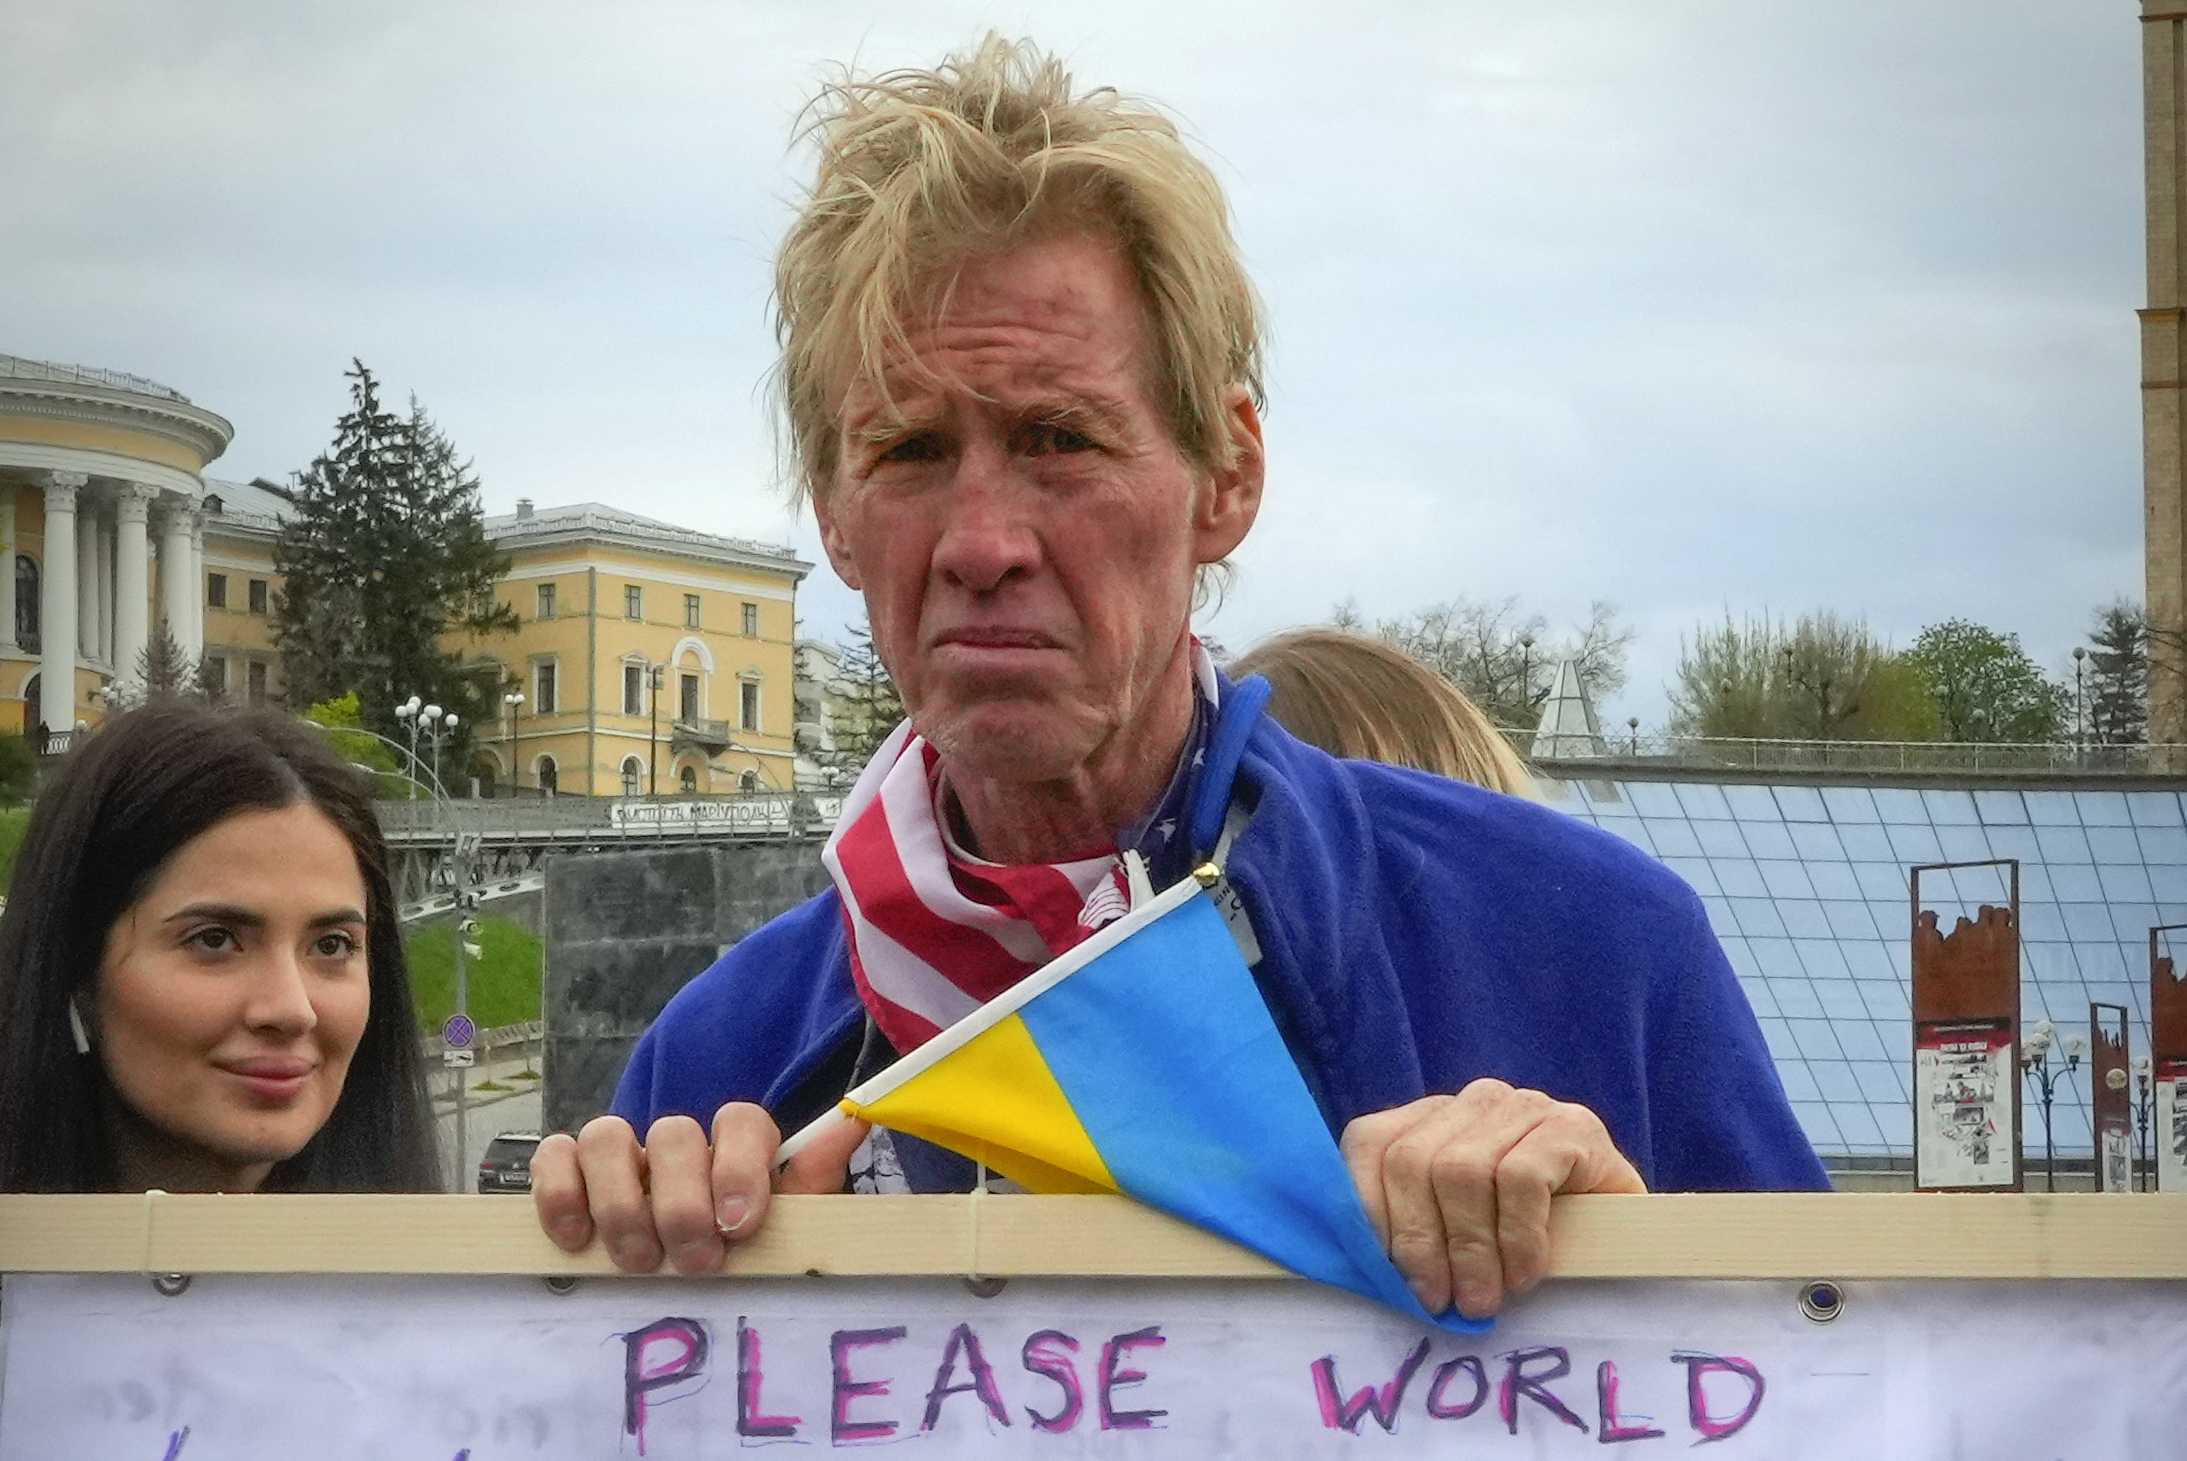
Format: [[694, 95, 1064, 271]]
[[272, 361, 516, 753], [2084, 600, 2148, 746], [828, 618, 905, 771]]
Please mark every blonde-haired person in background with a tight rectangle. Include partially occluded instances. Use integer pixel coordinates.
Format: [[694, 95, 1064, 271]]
[[1230, 629, 1536, 798]]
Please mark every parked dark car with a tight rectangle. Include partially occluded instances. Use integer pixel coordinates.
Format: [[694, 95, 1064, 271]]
[[477, 1132, 542, 1194]]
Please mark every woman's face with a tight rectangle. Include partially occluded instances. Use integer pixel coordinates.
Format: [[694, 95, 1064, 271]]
[[93, 801, 372, 1192]]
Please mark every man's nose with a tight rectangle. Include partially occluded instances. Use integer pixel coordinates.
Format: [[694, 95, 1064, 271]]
[[931, 440, 1041, 594]]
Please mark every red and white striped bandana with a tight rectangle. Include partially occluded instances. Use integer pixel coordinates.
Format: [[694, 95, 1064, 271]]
[[821, 647, 1221, 1054]]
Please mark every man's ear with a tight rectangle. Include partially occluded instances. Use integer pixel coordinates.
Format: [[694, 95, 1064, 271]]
[[1193, 384, 1265, 565], [811, 484, 864, 590]]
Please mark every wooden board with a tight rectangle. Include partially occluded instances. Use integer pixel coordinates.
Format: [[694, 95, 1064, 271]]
[[0, 1191, 2181, 1279]]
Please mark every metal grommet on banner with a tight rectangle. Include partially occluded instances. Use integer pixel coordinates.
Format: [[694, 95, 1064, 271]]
[[1798, 1280, 1844, 1322], [542, 1275, 579, 1296], [151, 1273, 191, 1298]]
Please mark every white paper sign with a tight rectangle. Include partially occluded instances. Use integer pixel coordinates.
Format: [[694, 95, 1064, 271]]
[[2161, 1074, 2187, 1194], [1913, 1026, 2016, 1189], [2, 1273, 2183, 1459]]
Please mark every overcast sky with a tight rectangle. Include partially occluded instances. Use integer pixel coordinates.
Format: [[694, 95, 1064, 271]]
[[0, 1, 2147, 727]]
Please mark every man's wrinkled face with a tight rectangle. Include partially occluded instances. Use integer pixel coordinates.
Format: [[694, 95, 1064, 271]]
[[815, 234, 1259, 787]]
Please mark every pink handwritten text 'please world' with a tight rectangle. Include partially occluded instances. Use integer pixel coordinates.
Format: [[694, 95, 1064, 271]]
[[618, 1317, 1766, 1451]]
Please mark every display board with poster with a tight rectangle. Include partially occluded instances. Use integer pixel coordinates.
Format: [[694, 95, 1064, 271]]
[[1913, 1018, 2017, 1188], [2161, 1060, 2187, 1192], [1909, 861, 2022, 1192], [2090, 1003, 2132, 1194], [2153, 924, 2187, 1194]]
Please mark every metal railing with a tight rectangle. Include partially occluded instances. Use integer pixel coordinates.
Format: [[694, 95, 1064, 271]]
[[375, 790, 842, 841], [0, 354, 188, 401], [1503, 730, 2185, 776]]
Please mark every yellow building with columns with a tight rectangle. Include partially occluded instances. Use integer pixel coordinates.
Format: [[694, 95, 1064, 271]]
[[0, 356, 231, 740], [0, 356, 812, 790], [461, 501, 810, 797]]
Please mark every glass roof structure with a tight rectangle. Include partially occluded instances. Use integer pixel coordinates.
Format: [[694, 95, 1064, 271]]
[[1538, 774, 2182, 1164]]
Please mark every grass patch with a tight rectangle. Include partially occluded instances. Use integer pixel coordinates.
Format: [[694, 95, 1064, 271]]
[[404, 913, 543, 1033], [0, 805, 32, 895], [472, 1079, 514, 1093]]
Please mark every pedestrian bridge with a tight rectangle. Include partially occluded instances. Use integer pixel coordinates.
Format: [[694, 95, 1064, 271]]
[[377, 791, 842, 903]]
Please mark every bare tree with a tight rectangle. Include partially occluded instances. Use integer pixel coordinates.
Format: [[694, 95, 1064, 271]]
[[1371, 596, 1631, 728], [1671, 612, 1937, 741]]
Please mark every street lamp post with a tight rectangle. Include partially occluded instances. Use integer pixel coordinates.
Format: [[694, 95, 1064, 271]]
[[1517, 633, 1535, 719], [394, 695, 424, 798], [416, 703, 459, 797], [1627, 716, 1640, 755], [647, 664, 665, 794], [2073, 646, 2087, 754], [2134, 1054, 2155, 1192], [502, 690, 524, 794], [2020, 1018, 2083, 1192]]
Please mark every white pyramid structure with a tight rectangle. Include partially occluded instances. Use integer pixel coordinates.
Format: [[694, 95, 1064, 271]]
[[1529, 658, 1608, 759]]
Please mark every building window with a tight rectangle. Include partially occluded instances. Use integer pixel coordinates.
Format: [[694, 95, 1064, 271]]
[[534, 660, 557, 715], [680, 672, 700, 725], [621, 756, 643, 797], [741, 601, 759, 638], [684, 593, 701, 629], [202, 656, 227, 699], [624, 584, 642, 619], [537, 756, 558, 795], [679, 764, 698, 793], [15, 556, 38, 652], [247, 579, 269, 615], [206, 573, 228, 609], [536, 583, 556, 620], [740, 680, 760, 733], [246, 660, 268, 705], [621, 663, 642, 717]]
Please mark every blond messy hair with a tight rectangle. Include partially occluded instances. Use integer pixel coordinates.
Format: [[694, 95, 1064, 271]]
[[1231, 630, 1540, 800], [773, 34, 1265, 505]]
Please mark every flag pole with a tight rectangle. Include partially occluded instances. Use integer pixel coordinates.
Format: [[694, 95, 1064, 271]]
[[774, 864, 1220, 1169]]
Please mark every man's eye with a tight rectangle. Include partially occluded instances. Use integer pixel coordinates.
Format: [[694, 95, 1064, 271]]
[[1025, 422, 1098, 455], [877, 433, 944, 464]]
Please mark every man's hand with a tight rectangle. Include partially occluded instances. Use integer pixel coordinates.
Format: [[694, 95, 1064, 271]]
[[1341, 1079, 1645, 1319], [531, 1102, 870, 1274]]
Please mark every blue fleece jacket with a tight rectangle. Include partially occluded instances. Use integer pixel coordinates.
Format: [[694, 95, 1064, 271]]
[[611, 714, 1829, 1193]]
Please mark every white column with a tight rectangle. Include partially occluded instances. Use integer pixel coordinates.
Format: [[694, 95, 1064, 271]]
[[39, 472, 80, 733], [94, 507, 114, 668], [158, 500, 194, 649], [75, 495, 97, 660], [115, 485, 152, 688], [0, 490, 17, 653], [186, 511, 206, 661]]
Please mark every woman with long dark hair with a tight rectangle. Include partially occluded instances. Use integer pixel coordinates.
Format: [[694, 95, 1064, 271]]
[[0, 701, 440, 1191]]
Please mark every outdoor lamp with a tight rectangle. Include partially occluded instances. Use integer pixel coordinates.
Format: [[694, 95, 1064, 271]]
[[445, 713, 459, 730], [422, 704, 442, 723]]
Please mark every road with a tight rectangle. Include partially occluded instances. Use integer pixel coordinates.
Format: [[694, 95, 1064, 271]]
[[431, 1042, 544, 1192]]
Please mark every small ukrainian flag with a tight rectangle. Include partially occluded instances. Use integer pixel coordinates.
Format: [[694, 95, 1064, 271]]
[[783, 867, 1490, 1333]]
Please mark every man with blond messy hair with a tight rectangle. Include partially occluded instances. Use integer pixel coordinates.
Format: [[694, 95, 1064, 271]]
[[535, 36, 1825, 1320]]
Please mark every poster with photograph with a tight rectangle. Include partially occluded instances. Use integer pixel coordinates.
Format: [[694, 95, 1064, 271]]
[[2158, 1060, 2187, 1194], [1913, 1019, 2018, 1190]]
